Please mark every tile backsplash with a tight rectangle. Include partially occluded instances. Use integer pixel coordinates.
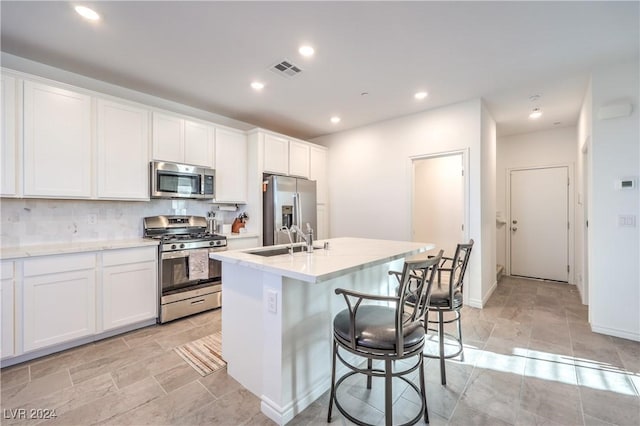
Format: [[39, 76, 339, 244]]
[[0, 198, 228, 247]]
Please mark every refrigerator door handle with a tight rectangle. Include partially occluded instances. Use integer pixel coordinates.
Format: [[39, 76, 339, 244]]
[[292, 192, 298, 227]]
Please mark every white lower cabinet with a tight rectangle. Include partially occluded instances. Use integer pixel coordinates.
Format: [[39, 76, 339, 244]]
[[101, 247, 157, 331], [1, 262, 15, 359], [23, 254, 96, 352]]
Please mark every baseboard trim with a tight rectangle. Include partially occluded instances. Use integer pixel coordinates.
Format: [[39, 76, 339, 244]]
[[261, 377, 331, 425], [467, 279, 498, 309], [591, 324, 640, 342]]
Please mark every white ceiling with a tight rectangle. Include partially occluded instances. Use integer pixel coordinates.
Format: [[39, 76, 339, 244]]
[[1, 1, 638, 140]]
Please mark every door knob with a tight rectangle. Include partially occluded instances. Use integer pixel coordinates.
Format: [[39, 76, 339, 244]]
[[512, 227, 518, 231], [512, 220, 518, 224]]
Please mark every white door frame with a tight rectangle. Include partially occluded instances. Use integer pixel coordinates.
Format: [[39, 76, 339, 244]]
[[410, 149, 470, 296], [505, 163, 575, 284]]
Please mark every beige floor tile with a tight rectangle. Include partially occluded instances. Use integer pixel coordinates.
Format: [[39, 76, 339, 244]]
[[46, 376, 165, 426], [580, 385, 640, 425], [0, 365, 29, 390], [461, 367, 522, 424], [153, 361, 202, 394], [198, 367, 243, 399], [181, 388, 264, 426], [3, 373, 116, 426], [449, 399, 513, 426], [100, 380, 215, 425], [110, 349, 184, 390], [69, 341, 163, 385], [1, 370, 73, 409], [520, 376, 583, 425]]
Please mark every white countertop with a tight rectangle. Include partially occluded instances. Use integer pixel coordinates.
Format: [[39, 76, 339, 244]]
[[210, 237, 434, 283], [0, 239, 159, 260]]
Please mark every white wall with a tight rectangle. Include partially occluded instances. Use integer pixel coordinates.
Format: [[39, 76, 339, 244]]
[[495, 126, 578, 280], [480, 103, 497, 302], [576, 79, 593, 304], [588, 59, 640, 341], [313, 99, 496, 307]]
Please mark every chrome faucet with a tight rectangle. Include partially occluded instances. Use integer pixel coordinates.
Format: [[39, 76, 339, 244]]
[[291, 223, 314, 253], [280, 226, 295, 254]]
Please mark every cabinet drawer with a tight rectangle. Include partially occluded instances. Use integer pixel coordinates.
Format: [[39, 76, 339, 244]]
[[24, 253, 96, 277], [103, 247, 157, 267]]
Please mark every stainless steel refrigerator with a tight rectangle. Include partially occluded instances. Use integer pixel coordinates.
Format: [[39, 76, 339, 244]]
[[263, 174, 317, 246]]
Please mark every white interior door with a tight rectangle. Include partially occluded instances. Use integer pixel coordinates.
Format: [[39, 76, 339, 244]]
[[510, 166, 568, 282], [412, 153, 464, 256]]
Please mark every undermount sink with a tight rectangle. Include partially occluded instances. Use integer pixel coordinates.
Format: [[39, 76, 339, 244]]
[[246, 245, 323, 257]]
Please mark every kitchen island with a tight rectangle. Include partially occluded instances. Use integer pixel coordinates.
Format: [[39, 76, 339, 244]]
[[210, 237, 434, 425]]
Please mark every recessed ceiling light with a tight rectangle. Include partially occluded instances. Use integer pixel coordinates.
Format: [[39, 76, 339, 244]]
[[414, 91, 428, 100], [529, 107, 543, 119], [299, 45, 315, 57], [75, 5, 100, 21], [330, 116, 341, 124], [250, 81, 265, 91]]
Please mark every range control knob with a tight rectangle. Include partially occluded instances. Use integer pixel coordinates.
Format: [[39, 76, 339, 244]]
[[171, 244, 177, 250], [209, 241, 215, 246], [179, 243, 185, 249]]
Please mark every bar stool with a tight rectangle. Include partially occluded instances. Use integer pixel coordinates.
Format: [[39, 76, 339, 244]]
[[327, 251, 442, 426], [425, 240, 473, 385]]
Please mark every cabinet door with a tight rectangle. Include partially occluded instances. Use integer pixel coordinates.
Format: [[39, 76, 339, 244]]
[[215, 128, 247, 202], [310, 145, 328, 204], [152, 112, 184, 162], [289, 140, 310, 178], [97, 99, 150, 200], [184, 120, 213, 167], [263, 134, 289, 175], [1, 74, 17, 196], [1, 262, 14, 359], [102, 251, 157, 331], [23, 81, 92, 197], [23, 255, 96, 352]]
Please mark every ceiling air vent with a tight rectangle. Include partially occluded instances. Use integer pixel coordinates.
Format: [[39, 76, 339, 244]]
[[269, 59, 303, 78]]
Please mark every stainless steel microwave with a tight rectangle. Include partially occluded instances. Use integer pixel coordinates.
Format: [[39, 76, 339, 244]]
[[150, 161, 215, 199]]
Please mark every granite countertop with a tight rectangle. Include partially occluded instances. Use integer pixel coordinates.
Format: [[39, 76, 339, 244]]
[[210, 237, 434, 283], [0, 239, 159, 260]]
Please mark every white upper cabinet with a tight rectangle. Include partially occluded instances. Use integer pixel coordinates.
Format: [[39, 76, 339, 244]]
[[23, 81, 92, 198], [289, 140, 310, 178], [309, 145, 328, 204], [152, 112, 184, 163], [215, 127, 247, 203], [263, 133, 289, 175], [1, 74, 17, 197], [152, 112, 214, 168], [96, 98, 150, 200], [184, 120, 214, 167]]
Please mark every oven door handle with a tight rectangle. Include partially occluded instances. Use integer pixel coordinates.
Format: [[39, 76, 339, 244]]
[[161, 250, 190, 260]]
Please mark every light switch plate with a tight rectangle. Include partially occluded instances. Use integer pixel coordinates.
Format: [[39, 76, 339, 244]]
[[267, 290, 278, 313]]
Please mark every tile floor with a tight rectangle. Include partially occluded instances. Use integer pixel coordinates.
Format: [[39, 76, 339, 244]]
[[1, 276, 638, 425]]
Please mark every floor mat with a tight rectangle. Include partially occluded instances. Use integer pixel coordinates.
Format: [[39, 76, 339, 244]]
[[174, 332, 226, 376]]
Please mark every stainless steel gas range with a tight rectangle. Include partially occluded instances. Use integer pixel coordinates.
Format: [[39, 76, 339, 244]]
[[143, 215, 226, 323]]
